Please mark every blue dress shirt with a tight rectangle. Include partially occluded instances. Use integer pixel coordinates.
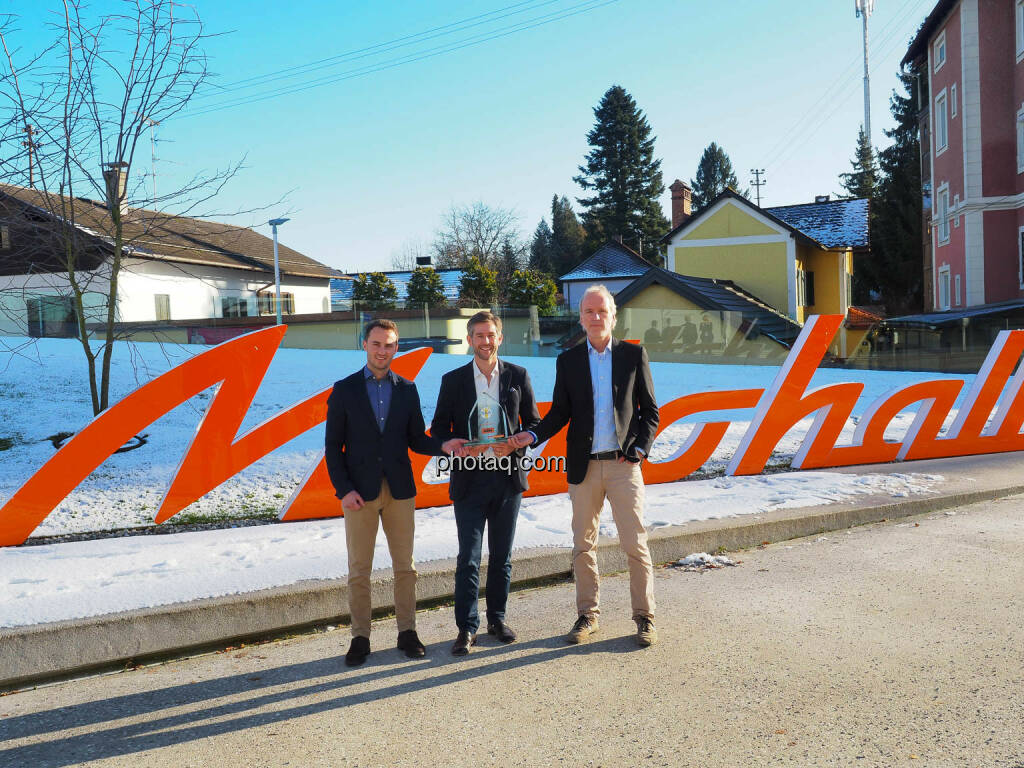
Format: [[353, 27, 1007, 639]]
[[588, 340, 618, 453], [364, 366, 395, 433]]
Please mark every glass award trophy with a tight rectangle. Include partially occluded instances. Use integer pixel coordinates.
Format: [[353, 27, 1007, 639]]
[[466, 391, 510, 445]]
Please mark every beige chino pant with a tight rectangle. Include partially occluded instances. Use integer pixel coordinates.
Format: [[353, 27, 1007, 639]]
[[568, 459, 655, 620], [344, 479, 417, 639]]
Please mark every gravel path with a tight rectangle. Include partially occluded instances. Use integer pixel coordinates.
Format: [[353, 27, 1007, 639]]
[[2, 495, 1024, 767]]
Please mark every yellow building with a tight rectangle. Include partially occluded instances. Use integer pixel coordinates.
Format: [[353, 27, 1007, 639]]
[[659, 186, 870, 357]]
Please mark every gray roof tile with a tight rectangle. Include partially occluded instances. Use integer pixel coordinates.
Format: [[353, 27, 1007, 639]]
[[560, 241, 654, 281]]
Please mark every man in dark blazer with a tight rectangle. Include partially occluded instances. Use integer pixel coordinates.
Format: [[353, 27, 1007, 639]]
[[326, 318, 466, 667], [432, 311, 541, 655], [511, 285, 660, 647]]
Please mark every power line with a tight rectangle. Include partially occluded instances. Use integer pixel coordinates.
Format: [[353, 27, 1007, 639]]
[[186, 0, 618, 118], [759, 0, 929, 174], [199, 0, 562, 98], [763, 0, 932, 178]]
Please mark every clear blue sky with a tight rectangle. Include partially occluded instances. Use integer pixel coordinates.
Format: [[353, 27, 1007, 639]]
[[9, 0, 933, 272]]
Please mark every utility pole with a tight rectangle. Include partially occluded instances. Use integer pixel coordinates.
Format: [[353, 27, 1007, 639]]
[[22, 124, 38, 188], [855, 0, 874, 145], [750, 168, 766, 207]]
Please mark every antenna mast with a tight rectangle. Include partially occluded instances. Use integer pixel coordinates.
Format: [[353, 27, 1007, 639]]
[[855, 0, 875, 144]]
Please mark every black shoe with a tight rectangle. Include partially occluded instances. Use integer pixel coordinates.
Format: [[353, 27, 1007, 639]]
[[451, 630, 476, 656], [486, 620, 517, 643], [345, 635, 370, 667], [396, 629, 426, 659]]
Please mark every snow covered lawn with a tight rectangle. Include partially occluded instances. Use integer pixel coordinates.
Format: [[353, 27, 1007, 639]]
[[0, 336, 967, 536], [0, 335, 959, 626]]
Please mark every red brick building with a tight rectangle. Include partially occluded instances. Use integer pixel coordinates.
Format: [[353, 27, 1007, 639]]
[[903, 0, 1024, 312]]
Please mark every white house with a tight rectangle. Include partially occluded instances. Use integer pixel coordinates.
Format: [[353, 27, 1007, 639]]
[[0, 181, 339, 337]]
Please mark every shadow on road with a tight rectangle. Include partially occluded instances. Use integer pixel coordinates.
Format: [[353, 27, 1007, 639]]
[[0, 633, 642, 767]]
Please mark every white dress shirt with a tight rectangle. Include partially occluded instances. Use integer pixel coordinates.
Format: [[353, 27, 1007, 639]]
[[473, 359, 501, 459]]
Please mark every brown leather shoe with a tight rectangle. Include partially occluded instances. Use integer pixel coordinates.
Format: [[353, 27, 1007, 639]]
[[566, 615, 599, 644], [634, 616, 657, 647], [451, 630, 476, 656]]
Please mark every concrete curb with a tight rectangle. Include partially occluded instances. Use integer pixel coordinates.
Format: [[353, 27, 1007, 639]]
[[4, 453, 1024, 691]]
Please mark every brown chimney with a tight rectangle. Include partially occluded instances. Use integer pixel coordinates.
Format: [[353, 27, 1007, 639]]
[[670, 179, 692, 229], [102, 162, 128, 219]]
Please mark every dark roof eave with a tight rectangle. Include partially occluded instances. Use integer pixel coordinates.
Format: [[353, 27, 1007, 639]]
[[902, 0, 957, 67], [131, 251, 339, 279]]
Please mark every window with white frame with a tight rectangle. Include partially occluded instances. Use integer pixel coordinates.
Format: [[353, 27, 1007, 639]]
[[1018, 105, 1024, 174], [936, 184, 950, 244], [938, 266, 951, 310], [1017, 0, 1024, 60], [951, 83, 957, 117], [934, 31, 946, 71], [935, 90, 948, 154], [954, 274, 961, 306]]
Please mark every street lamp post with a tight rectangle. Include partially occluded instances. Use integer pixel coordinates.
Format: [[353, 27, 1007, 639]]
[[269, 218, 290, 325]]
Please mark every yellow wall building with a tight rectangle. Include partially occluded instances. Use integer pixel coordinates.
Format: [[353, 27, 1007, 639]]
[[660, 189, 870, 357]]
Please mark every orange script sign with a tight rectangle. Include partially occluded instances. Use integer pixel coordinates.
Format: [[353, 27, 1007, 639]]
[[1, 314, 1021, 546]]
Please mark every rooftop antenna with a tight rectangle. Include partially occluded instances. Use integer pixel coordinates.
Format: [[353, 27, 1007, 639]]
[[22, 124, 39, 188], [141, 116, 160, 202], [855, 0, 875, 145]]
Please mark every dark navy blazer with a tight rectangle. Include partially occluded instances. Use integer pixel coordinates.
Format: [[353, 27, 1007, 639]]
[[325, 369, 442, 502]]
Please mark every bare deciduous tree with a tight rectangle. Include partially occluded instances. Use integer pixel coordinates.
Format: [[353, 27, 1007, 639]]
[[390, 238, 427, 271], [0, 1, 252, 415], [432, 201, 523, 271]]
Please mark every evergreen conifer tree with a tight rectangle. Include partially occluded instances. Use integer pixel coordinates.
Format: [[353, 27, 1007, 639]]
[[458, 255, 498, 307], [550, 195, 586, 275], [690, 142, 743, 209], [506, 269, 557, 313], [840, 128, 880, 201], [405, 266, 447, 308], [865, 73, 924, 314], [529, 218, 555, 276], [497, 238, 527, 289], [352, 272, 398, 310], [574, 85, 669, 257]]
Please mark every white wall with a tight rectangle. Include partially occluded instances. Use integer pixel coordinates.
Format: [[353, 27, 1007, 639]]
[[0, 257, 332, 335], [119, 259, 331, 321], [563, 278, 636, 311]]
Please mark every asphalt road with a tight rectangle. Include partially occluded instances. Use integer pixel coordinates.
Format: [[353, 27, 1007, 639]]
[[2, 495, 1023, 767]]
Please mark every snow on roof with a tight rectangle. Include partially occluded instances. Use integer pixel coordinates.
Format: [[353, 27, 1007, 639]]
[[766, 198, 869, 249], [560, 240, 655, 281]]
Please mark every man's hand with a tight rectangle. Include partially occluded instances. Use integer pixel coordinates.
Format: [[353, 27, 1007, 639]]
[[492, 440, 514, 457], [508, 431, 533, 449], [619, 449, 644, 464], [442, 438, 470, 457], [341, 490, 365, 511]]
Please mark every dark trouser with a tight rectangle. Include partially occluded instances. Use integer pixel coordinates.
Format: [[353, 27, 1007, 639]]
[[453, 471, 522, 634]]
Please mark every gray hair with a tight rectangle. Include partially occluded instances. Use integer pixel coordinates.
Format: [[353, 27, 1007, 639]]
[[579, 284, 617, 318]]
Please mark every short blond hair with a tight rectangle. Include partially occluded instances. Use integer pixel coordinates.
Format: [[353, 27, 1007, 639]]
[[467, 310, 502, 335], [579, 284, 617, 319]]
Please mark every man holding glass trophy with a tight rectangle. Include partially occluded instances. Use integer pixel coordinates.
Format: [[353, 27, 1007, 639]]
[[432, 311, 541, 655]]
